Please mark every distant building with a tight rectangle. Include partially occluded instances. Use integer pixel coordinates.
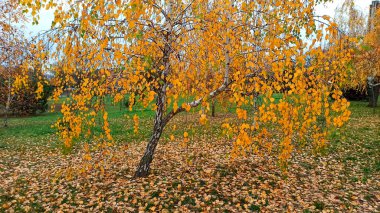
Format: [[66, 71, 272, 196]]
[[368, 1, 380, 30]]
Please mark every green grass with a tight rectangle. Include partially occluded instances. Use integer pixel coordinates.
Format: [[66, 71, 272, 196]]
[[0, 100, 156, 150], [0, 97, 378, 153], [0, 96, 223, 149], [328, 100, 380, 179]]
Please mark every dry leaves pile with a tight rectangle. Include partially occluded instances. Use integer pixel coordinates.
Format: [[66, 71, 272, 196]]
[[0, 112, 379, 212]]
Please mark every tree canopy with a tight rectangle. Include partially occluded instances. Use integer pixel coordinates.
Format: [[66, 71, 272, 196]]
[[22, 0, 353, 177]]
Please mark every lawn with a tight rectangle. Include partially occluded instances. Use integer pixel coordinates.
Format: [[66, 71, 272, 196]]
[[0, 100, 379, 212]]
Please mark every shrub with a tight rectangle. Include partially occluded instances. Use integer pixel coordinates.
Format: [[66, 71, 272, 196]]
[[0, 69, 52, 116]]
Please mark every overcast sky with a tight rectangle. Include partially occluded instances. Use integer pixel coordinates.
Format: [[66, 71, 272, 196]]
[[23, 0, 375, 37]]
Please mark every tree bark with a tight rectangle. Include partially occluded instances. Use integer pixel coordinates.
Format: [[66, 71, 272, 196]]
[[211, 100, 216, 117], [3, 92, 11, 127], [368, 85, 379, 107], [135, 89, 166, 177], [3, 108, 9, 127], [134, 123, 164, 177]]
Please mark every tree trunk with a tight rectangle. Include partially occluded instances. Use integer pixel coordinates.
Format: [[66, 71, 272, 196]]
[[135, 90, 166, 177], [3, 107, 9, 127], [211, 100, 216, 117], [368, 85, 379, 107], [135, 18, 173, 177], [134, 124, 164, 177], [3, 93, 11, 127]]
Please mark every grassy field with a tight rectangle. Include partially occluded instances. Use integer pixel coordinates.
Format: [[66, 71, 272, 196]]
[[0, 93, 303, 150], [0, 100, 379, 212], [0, 97, 240, 150]]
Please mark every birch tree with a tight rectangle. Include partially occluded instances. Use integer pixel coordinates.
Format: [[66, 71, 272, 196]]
[[24, 0, 353, 177]]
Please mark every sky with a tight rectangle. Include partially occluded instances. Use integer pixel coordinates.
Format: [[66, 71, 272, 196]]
[[315, 0, 373, 17], [23, 0, 375, 37]]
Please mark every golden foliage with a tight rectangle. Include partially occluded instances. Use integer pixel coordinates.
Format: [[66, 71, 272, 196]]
[[24, 0, 354, 170]]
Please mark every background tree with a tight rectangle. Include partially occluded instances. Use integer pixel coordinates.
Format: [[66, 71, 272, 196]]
[[0, 66, 52, 116], [333, 0, 368, 101], [0, 0, 28, 126], [24, 0, 353, 177], [355, 9, 380, 107], [334, 0, 380, 106], [334, 0, 367, 38], [0, 0, 51, 126]]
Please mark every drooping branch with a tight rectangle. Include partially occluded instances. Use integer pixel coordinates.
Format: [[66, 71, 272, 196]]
[[163, 80, 233, 125]]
